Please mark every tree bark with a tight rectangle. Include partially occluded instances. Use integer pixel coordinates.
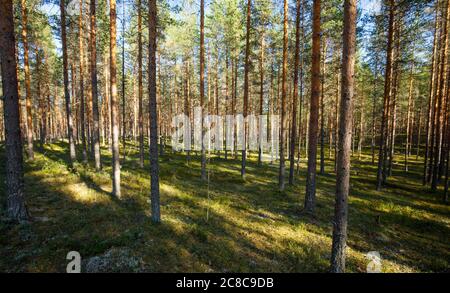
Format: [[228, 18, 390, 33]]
[[121, 0, 126, 158], [290, 0, 302, 185], [358, 86, 364, 161], [200, 0, 207, 181], [79, 0, 88, 163], [20, 0, 34, 160], [149, 0, 160, 222], [60, 0, 76, 166], [0, 0, 29, 221], [304, 0, 322, 213], [242, 0, 251, 179], [428, 1, 445, 184], [137, 0, 144, 168], [424, 2, 440, 185], [279, 0, 288, 191], [258, 30, 265, 166], [110, 0, 121, 198], [184, 57, 191, 163], [376, 0, 395, 191], [405, 61, 415, 171], [330, 0, 356, 273], [371, 60, 378, 165], [296, 1, 305, 173], [387, 28, 400, 178], [432, 0, 450, 191], [90, 0, 101, 170], [320, 39, 327, 175]]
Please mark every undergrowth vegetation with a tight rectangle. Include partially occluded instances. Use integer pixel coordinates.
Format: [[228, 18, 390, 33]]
[[0, 141, 448, 272]]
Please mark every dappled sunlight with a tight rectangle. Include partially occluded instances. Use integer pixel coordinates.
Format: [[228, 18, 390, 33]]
[[0, 141, 449, 272], [161, 183, 187, 198], [65, 182, 111, 204]]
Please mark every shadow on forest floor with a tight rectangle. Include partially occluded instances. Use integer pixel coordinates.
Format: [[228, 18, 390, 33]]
[[0, 141, 448, 272]]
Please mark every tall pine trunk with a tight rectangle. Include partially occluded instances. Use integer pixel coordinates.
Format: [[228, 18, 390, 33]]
[[60, 0, 76, 166], [138, 0, 144, 168], [424, 2, 439, 185], [432, 0, 450, 191], [200, 0, 207, 181], [279, 0, 288, 191], [20, 0, 34, 160], [304, 0, 322, 213], [296, 0, 305, 173], [90, 0, 101, 170], [405, 61, 415, 171], [110, 0, 121, 198], [258, 31, 265, 166], [242, 0, 251, 179], [121, 1, 126, 157], [376, 0, 395, 191], [290, 0, 302, 185], [149, 0, 160, 222], [0, 0, 29, 221], [330, 0, 356, 273], [320, 40, 327, 175], [79, 0, 88, 163]]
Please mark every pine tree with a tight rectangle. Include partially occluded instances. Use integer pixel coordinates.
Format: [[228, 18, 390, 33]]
[[304, 0, 322, 214], [0, 0, 29, 221], [149, 0, 160, 222], [330, 0, 356, 273], [110, 0, 121, 198]]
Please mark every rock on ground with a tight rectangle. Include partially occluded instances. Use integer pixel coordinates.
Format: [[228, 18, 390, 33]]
[[83, 247, 147, 273]]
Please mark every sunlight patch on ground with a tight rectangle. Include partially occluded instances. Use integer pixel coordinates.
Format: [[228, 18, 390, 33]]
[[65, 182, 110, 204]]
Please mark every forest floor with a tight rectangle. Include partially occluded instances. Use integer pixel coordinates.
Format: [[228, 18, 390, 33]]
[[0, 141, 449, 272]]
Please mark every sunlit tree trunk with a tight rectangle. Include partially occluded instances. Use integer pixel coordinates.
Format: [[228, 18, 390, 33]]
[[290, 0, 302, 184], [79, 0, 88, 163], [305, 0, 322, 213], [432, 0, 450, 191], [184, 57, 191, 163], [330, 0, 356, 273], [0, 0, 29, 221], [20, 0, 34, 160], [424, 4, 440, 184], [334, 62, 340, 172], [428, 2, 445, 185], [233, 56, 238, 159], [103, 53, 111, 146], [225, 51, 229, 160], [387, 19, 402, 177], [405, 61, 415, 171], [121, 0, 126, 157], [279, 0, 288, 191], [258, 31, 265, 166], [110, 0, 121, 198], [36, 48, 45, 147], [296, 1, 305, 173], [242, 0, 251, 179], [90, 0, 101, 170], [376, 0, 395, 191], [200, 0, 207, 180]]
